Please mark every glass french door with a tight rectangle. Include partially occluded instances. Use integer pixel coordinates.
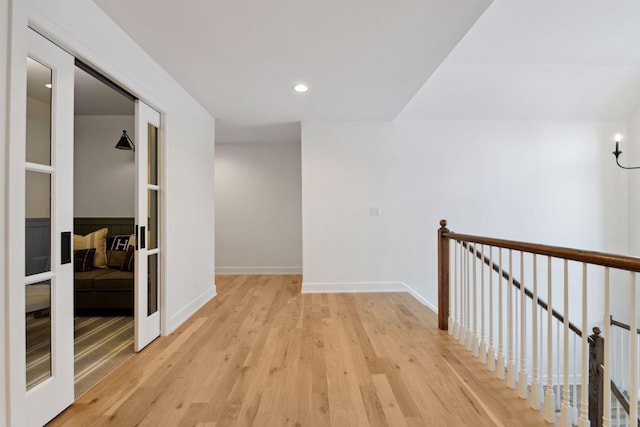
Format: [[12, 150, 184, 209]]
[[18, 29, 75, 426], [134, 100, 161, 351]]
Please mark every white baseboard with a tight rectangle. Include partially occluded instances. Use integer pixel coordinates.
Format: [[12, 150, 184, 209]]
[[216, 266, 302, 275], [301, 281, 407, 294], [168, 285, 217, 333], [301, 281, 438, 314], [403, 282, 438, 314]]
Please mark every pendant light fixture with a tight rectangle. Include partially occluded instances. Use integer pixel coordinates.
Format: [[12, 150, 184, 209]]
[[115, 130, 135, 151]]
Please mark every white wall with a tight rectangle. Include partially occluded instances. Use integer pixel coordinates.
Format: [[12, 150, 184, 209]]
[[301, 122, 407, 293], [215, 142, 302, 274], [74, 115, 135, 217], [622, 102, 640, 324], [3, 3, 216, 424], [301, 120, 629, 320], [0, 0, 8, 422], [628, 102, 640, 257]]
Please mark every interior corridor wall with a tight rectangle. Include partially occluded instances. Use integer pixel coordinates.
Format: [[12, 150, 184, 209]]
[[301, 122, 407, 293], [74, 115, 135, 217], [1, 0, 9, 422], [624, 102, 640, 323], [301, 120, 628, 324], [628, 102, 640, 257], [215, 142, 302, 274]]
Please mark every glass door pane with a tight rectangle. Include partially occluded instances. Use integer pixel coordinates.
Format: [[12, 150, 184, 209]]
[[147, 123, 159, 316], [25, 57, 54, 391], [134, 100, 161, 351], [26, 280, 51, 390], [25, 171, 51, 276], [25, 169, 52, 389], [26, 58, 52, 166]]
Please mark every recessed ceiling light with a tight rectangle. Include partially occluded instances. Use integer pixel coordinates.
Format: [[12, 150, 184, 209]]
[[293, 83, 308, 93], [45, 83, 52, 89]]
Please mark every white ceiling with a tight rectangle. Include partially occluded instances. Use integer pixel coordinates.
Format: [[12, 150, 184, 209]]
[[398, 1, 640, 121], [92, 0, 492, 143], [92, 1, 640, 136]]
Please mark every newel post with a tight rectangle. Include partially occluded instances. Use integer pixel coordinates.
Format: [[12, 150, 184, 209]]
[[589, 327, 604, 427], [438, 219, 450, 331]]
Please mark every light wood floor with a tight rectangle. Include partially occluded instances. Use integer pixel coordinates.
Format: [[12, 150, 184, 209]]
[[49, 275, 548, 426]]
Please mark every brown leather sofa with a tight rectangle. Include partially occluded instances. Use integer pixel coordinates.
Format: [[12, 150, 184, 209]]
[[74, 268, 133, 315], [73, 218, 135, 315]]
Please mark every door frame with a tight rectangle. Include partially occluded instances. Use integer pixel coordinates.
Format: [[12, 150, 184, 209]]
[[5, 3, 170, 425]]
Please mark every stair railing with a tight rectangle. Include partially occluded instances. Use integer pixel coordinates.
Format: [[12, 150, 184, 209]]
[[437, 220, 640, 427], [608, 317, 640, 426]]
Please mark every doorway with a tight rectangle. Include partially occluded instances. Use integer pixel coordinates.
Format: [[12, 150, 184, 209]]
[[15, 28, 163, 426], [71, 64, 136, 397]]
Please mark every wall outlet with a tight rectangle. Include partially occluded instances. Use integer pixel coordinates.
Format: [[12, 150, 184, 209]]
[[369, 207, 380, 216]]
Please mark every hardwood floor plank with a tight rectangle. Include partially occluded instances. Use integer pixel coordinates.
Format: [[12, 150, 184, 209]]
[[49, 275, 548, 427]]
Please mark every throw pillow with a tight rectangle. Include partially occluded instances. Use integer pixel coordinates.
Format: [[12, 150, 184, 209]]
[[107, 235, 132, 251], [107, 251, 127, 269], [73, 227, 108, 268], [107, 235, 132, 268], [74, 248, 96, 272], [121, 246, 135, 272]]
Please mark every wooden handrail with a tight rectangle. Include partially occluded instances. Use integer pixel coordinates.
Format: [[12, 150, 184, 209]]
[[443, 230, 640, 272], [437, 220, 640, 427], [611, 316, 640, 335], [461, 241, 584, 338]]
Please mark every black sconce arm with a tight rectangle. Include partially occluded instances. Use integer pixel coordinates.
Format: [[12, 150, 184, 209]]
[[613, 143, 640, 170]]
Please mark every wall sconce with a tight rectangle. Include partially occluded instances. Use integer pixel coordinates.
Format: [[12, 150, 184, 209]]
[[115, 130, 135, 151], [612, 133, 640, 169]]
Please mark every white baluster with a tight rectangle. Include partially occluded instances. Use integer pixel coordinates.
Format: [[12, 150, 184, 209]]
[[497, 248, 506, 380], [605, 328, 622, 426], [578, 263, 589, 427], [538, 303, 544, 405], [463, 243, 469, 345], [449, 240, 455, 336], [507, 249, 516, 389], [488, 246, 496, 371], [545, 256, 556, 422], [578, 262, 590, 427], [480, 245, 487, 364], [519, 251, 528, 399], [603, 268, 610, 427], [459, 243, 466, 344], [515, 267, 520, 386], [530, 254, 541, 409], [472, 244, 479, 355], [466, 244, 472, 349], [572, 334, 578, 425], [557, 320, 561, 410], [454, 242, 461, 340], [630, 272, 637, 427], [560, 260, 571, 427]]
